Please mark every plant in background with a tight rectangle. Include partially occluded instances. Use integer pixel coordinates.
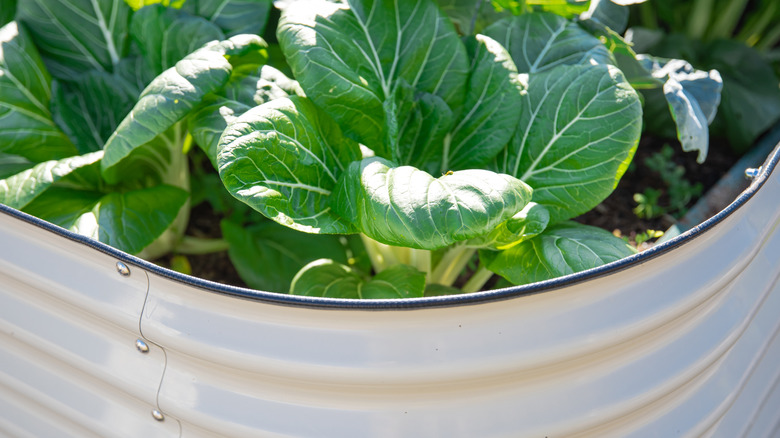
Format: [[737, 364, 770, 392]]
[[632, 144, 704, 219], [633, 188, 665, 219], [634, 229, 663, 246], [627, 0, 780, 154]]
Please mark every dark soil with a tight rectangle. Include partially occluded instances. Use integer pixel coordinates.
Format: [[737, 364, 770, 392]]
[[154, 135, 741, 289], [154, 202, 249, 288], [574, 136, 740, 247]]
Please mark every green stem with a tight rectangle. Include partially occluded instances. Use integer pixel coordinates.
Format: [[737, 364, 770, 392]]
[[736, 1, 778, 46], [408, 247, 432, 279], [430, 246, 476, 286], [174, 236, 230, 255], [360, 234, 398, 272], [462, 266, 495, 294], [639, 1, 658, 30], [709, 0, 749, 40], [756, 24, 780, 51], [688, 0, 715, 39]]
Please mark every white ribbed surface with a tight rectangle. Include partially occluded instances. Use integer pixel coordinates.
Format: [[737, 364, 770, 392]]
[[1, 148, 779, 437], [0, 218, 179, 437]]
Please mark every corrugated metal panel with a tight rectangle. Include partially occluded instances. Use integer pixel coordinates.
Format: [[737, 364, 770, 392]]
[[0, 144, 778, 437], [0, 216, 180, 437], [139, 164, 780, 436]]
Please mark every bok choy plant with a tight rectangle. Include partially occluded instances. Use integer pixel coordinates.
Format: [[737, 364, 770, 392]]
[[0, 0, 276, 258], [216, 0, 653, 298]]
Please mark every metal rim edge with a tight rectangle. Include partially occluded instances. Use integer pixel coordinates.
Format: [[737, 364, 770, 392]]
[[1, 142, 778, 310]]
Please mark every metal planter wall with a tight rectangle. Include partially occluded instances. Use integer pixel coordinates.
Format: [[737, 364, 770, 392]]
[[1, 144, 779, 437]]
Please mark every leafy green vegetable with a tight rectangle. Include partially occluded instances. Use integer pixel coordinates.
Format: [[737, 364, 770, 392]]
[[0, 22, 78, 161], [0, 151, 103, 209], [277, 0, 469, 152], [216, 0, 661, 296], [290, 259, 426, 299], [189, 0, 273, 37], [482, 12, 613, 74], [1, 0, 721, 297], [0, 0, 16, 26], [130, 4, 225, 77], [221, 219, 355, 293], [636, 55, 722, 163], [628, 1, 780, 154], [189, 64, 300, 166], [443, 34, 525, 171], [218, 96, 361, 234], [331, 157, 532, 250], [0, 0, 277, 258], [467, 202, 550, 250], [483, 221, 637, 285], [17, 0, 131, 80], [101, 34, 267, 183], [497, 63, 642, 223], [51, 71, 139, 154]]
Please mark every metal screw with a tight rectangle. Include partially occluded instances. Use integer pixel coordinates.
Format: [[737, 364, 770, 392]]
[[116, 261, 131, 277], [135, 339, 149, 354], [745, 167, 761, 178], [151, 409, 165, 421]]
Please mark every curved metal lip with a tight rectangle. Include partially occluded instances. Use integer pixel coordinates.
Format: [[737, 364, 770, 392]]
[[2, 143, 779, 311]]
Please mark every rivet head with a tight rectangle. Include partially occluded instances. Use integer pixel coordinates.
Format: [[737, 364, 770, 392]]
[[135, 339, 149, 353], [151, 409, 164, 421], [116, 261, 131, 277], [745, 167, 761, 178]]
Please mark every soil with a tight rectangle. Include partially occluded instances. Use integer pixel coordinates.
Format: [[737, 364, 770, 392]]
[[574, 136, 740, 247], [153, 135, 741, 289]]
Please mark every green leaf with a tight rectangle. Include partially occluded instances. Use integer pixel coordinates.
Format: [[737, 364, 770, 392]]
[[277, 0, 469, 151], [485, 221, 637, 285], [130, 4, 225, 78], [528, 0, 590, 18], [436, 0, 509, 35], [1, 0, 16, 26], [51, 71, 139, 153], [189, 64, 297, 167], [75, 184, 189, 254], [290, 259, 426, 299], [362, 263, 426, 299], [0, 22, 78, 161], [289, 259, 362, 299], [483, 12, 613, 74], [116, 54, 155, 94], [703, 40, 780, 152], [17, 0, 131, 80], [0, 152, 33, 179], [218, 96, 361, 234], [331, 157, 533, 250], [498, 63, 641, 223], [194, 0, 273, 36], [443, 34, 525, 171], [0, 151, 103, 209], [100, 34, 267, 183], [634, 34, 780, 153], [190, 96, 252, 167], [124, 0, 186, 9], [637, 55, 722, 163], [386, 82, 453, 170], [580, 0, 629, 34], [467, 201, 549, 250], [424, 283, 465, 297], [221, 219, 351, 293], [106, 124, 189, 187], [21, 186, 104, 228]]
